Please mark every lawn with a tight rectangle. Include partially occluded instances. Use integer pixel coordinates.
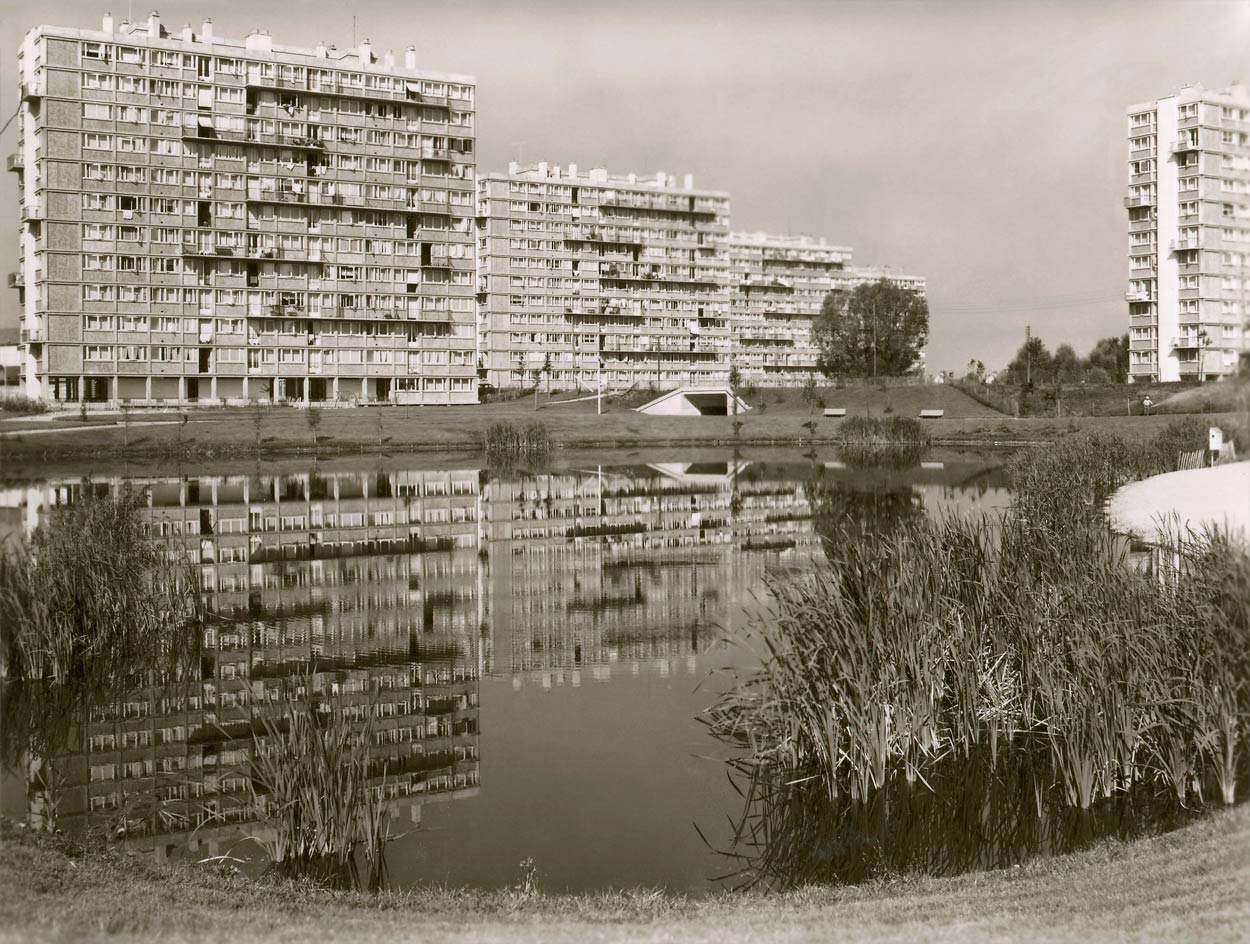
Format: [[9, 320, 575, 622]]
[[1, 382, 1242, 475], [0, 804, 1245, 944]]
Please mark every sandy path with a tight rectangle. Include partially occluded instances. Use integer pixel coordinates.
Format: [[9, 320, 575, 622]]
[[1107, 461, 1250, 544]]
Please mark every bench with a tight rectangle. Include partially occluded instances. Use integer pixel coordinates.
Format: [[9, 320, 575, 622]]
[[822, 408, 847, 417], [918, 409, 945, 419]]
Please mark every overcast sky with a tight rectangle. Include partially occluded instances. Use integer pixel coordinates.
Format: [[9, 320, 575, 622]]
[[1, 0, 1247, 371]]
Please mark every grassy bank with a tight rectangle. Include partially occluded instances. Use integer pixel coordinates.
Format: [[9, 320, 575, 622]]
[[954, 377, 1250, 418], [1, 384, 1244, 473], [1, 807, 1246, 944]]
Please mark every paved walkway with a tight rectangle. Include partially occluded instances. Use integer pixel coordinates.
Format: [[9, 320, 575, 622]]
[[1107, 461, 1250, 545], [0, 420, 183, 438]]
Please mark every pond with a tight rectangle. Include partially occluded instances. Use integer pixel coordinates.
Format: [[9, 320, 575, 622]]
[[5, 446, 1193, 894]]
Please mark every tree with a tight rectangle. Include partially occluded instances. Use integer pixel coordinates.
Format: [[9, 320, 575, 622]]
[[813, 278, 929, 380], [1052, 344, 1082, 384], [965, 359, 986, 382], [1005, 337, 1052, 387], [728, 363, 742, 417], [306, 406, 322, 449], [542, 352, 553, 396], [1085, 335, 1129, 384]]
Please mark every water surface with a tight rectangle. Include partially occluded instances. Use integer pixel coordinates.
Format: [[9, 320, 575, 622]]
[[1, 449, 1012, 893]]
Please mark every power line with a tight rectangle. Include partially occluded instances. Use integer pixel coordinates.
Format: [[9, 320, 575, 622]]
[[938, 295, 1124, 315]]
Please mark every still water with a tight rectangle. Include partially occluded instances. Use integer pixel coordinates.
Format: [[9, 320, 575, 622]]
[[0, 449, 1011, 893]]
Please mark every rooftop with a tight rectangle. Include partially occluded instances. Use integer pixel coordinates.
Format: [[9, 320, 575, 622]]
[[26, 11, 474, 84], [728, 231, 855, 254], [484, 162, 729, 198]]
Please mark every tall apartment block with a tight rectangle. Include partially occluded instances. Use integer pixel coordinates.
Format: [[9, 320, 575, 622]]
[[726, 232, 926, 386], [475, 162, 732, 391], [1125, 83, 1250, 382], [10, 13, 478, 406]]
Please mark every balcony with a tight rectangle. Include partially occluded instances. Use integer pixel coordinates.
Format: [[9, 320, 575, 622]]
[[1125, 290, 1152, 302], [20, 80, 42, 101], [1124, 195, 1156, 208], [5, 153, 22, 173], [182, 124, 326, 152], [20, 327, 44, 345], [1170, 236, 1202, 251], [182, 246, 243, 259], [1172, 137, 1200, 153], [7, 272, 21, 288]]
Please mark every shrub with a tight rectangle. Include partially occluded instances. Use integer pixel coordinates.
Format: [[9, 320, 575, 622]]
[[0, 395, 48, 415]]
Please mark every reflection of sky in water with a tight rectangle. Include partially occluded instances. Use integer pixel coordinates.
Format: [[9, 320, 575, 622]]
[[0, 452, 1011, 894]]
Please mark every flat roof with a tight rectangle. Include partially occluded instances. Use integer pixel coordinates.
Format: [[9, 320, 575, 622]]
[[26, 20, 474, 85]]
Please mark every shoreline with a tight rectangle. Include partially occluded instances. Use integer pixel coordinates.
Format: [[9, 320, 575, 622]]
[[1, 805, 1245, 944], [1, 407, 1235, 477]]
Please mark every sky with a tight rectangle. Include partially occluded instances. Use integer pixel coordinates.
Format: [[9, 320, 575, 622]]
[[1, 0, 1247, 373]]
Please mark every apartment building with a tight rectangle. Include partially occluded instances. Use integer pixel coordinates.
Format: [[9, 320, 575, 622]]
[[6, 468, 483, 848], [476, 162, 732, 391], [10, 13, 477, 406], [725, 232, 927, 386], [1125, 83, 1250, 382]]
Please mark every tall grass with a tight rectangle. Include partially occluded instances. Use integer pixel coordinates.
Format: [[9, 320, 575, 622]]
[[482, 420, 553, 468], [0, 491, 204, 780], [835, 416, 930, 467], [1006, 419, 1218, 534], [705, 422, 1249, 888], [240, 681, 393, 891]]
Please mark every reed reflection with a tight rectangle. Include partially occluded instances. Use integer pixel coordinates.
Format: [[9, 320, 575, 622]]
[[1, 454, 1010, 879]]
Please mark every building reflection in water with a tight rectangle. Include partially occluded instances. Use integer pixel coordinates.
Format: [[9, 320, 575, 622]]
[[0, 456, 1007, 866]]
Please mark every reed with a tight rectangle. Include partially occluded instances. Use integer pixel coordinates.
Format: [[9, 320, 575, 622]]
[[834, 416, 931, 467], [240, 679, 393, 891], [706, 424, 1249, 888], [837, 415, 931, 446], [0, 490, 203, 774], [482, 420, 553, 468]]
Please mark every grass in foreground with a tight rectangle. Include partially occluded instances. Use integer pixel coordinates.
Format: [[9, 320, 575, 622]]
[[0, 806, 1246, 944]]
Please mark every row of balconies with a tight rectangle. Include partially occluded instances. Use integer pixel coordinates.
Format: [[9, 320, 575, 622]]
[[246, 75, 453, 109]]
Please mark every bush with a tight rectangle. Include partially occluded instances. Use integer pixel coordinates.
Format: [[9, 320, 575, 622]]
[[1, 395, 48, 415], [1084, 367, 1111, 385]]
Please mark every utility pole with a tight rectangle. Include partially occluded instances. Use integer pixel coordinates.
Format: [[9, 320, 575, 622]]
[[871, 298, 878, 381], [1025, 325, 1032, 386]]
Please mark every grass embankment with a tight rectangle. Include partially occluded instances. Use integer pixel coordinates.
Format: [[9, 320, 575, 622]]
[[955, 377, 1250, 418], [1, 807, 1246, 944], [1, 382, 1244, 473]]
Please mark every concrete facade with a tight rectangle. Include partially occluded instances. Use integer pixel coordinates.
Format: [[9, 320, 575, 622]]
[[1126, 83, 1250, 383], [10, 13, 478, 406], [725, 232, 927, 386], [475, 163, 732, 392]]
